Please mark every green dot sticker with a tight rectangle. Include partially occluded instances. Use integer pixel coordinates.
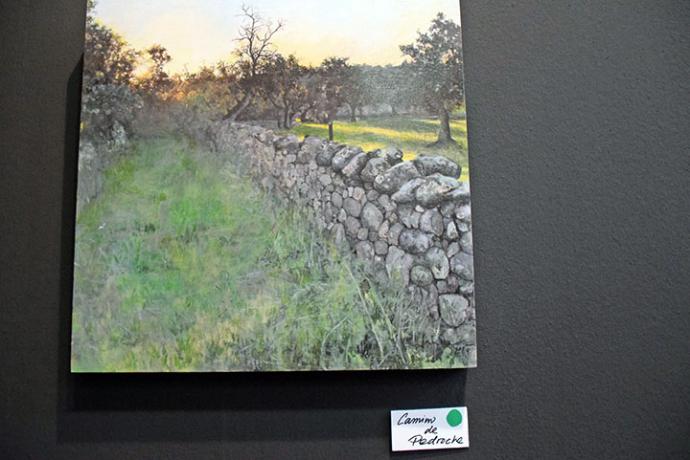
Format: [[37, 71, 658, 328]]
[[446, 409, 463, 427]]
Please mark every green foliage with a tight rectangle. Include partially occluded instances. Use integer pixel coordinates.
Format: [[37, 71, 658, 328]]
[[72, 136, 451, 372]]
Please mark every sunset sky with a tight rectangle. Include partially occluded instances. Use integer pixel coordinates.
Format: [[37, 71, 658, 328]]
[[93, 0, 461, 74]]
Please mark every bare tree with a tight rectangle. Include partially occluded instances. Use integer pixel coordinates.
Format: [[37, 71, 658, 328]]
[[224, 5, 283, 121]]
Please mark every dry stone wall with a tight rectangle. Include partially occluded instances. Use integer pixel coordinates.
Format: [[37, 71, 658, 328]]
[[206, 122, 476, 352]]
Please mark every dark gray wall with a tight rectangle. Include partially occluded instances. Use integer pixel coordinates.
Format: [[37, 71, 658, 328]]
[[1, 1, 688, 458]]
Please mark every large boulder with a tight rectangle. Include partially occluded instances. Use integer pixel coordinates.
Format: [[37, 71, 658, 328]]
[[425, 247, 450, 280], [411, 265, 434, 287], [381, 147, 404, 165], [415, 174, 461, 207], [361, 203, 384, 231], [296, 136, 325, 163], [450, 252, 474, 280], [360, 157, 390, 182], [341, 152, 370, 177], [373, 162, 420, 193], [385, 246, 414, 285], [419, 209, 444, 236], [439, 294, 470, 327], [398, 230, 433, 254], [274, 134, 300, 154], [391, 178, 426, 204], [413, 155, 461, 178], [332, 146, 362, 171]]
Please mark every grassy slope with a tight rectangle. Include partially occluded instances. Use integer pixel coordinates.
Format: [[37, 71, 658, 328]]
[[288, 116, 470, 182], [72, 136, 461, 372]]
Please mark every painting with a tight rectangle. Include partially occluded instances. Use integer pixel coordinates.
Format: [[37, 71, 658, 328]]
[[71, 0, 476, 371]]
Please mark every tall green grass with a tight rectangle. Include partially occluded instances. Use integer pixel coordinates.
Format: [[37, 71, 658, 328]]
[[72, 136, 462, 371]]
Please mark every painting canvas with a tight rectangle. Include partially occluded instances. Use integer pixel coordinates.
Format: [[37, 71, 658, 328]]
[[71, 0, 476, 372]]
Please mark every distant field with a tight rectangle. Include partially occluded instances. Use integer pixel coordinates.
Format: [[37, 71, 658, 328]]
[[287, 116, 470, 182]]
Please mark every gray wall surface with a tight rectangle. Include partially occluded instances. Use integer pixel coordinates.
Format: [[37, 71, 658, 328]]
[[1, 1, 688, 458]]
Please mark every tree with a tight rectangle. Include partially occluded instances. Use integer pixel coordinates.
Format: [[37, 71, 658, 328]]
[[401, 13, 464, 146], [317, 57, 351, 140], [136, 44, 172, 99], [341, 65, 368, 122], [259, 54, 307, 129], [224, 5, 283, 121], [83, 0, 138, 91]]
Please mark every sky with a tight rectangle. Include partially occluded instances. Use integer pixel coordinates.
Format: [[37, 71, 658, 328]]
[[93, 0, 461, 74]]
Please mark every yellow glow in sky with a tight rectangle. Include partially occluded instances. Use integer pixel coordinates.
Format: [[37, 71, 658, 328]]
[[94, 0, 461, 73]]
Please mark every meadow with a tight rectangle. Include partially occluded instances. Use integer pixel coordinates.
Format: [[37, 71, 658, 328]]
[[287, 116, 470, 182], [71, 136, 459, 371]]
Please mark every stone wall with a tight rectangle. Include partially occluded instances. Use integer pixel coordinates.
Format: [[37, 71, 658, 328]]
[[205, 122, 476, 354]]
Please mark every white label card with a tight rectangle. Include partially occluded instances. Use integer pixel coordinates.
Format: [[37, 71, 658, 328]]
[[390, 406, 469, 452]]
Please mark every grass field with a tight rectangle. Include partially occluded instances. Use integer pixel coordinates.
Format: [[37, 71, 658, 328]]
[[72, 136, 460, 372], [287, 116, 470, 182]]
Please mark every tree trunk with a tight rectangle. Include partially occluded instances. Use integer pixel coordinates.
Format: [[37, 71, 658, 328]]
[[328, 121, 334, 141], [348, 104, 357, 122], [434, 107, 455, 145], [283, 107, 291, 129], [223, 92, 253, 121]]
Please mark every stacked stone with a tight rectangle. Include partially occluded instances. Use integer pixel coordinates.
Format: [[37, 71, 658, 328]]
[[210, 122, 475, 350]]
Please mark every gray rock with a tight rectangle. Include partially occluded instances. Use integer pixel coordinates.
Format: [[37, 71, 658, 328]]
[[391, 178, 426, 203], [440, 201, 456, 217], [337, 208, 347, 223], [331, 146, 361, 172], [385, 246, 414, 285], [352, 186, 366, 202], [460, 232, 473, 254], [378, 221, 390, 239], [373, 162, 420, 193], [399, 230, 433, 254], [377, 193, 396, 212], [420, 209, 444, 236], [330, 223, 347, 248], [459, 279, 474, 295], [447, 183, 471, 203], [319, 174, 332, 186], [343, 197, 362, 217], [455, 204, 472, 221], [316, 142, 340, 166], [442, 324, 475, 345], [331, 192, 343, 208], [374, 240, 389, 255], [297, 136, 324, 163], [367, 190, 380, 201], [439, 294, 469, 327], [274, 135, 300, 154], [341, 152, 370, 177], [415, 174, 460, 207], [360, 157, 390, 182], [345, 216, 361, 237], [398, 205, 420, 229], [357, 228, 369, 241], [446, 242, 461, 258], [425, 247, 450, 279], [446, 221, 459, 240], [361, 203, 384, 231], [355, 241, 375, 261], [413, 155, 461, 178], [381, 147, 404, 165], [411, 266, 434, 286], [388, 223, 404, 245], [450, 252, 474, 280], [456, 221, 470, 233]]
